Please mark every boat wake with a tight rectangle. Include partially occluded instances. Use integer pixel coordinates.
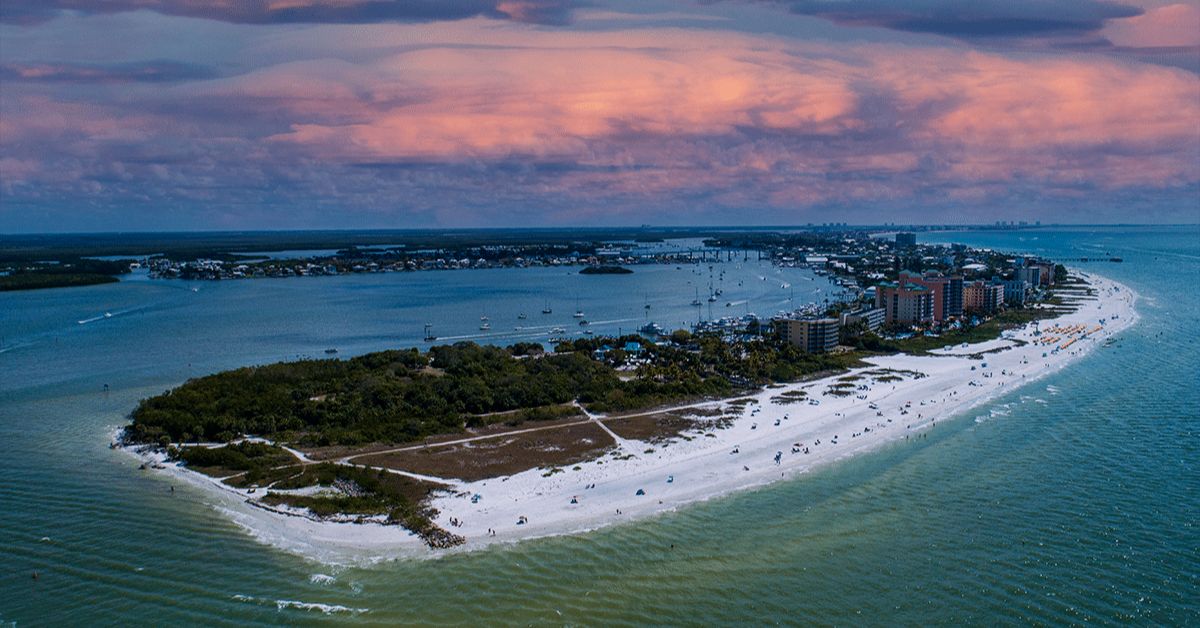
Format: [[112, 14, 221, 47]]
[[77, 307, 140, 325]]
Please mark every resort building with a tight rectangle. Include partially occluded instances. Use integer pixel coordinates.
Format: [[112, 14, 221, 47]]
[[1020, 266, 1042, 288], [840, 307, 886, 332], [899, 271, 963, 323], [964, 280, 1004, 314], [1001, 278, 1028, 306], [875, 281, 934, 325], [778, 318, 840, 353]]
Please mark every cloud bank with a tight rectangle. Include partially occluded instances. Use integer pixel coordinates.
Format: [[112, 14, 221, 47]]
[[0, 2, 1197, 230]]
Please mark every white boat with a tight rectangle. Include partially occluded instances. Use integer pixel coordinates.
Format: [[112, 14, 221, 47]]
[[479, 322, 491, 331]]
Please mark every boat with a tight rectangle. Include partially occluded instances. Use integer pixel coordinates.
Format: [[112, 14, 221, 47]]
[[542, 301, 552, 314], [639, 322, 664, 335], [423, 323, 437, 342], [324, 348, 338, 354], [550, 326, 566, 334], [479, 321, 491, 331], [517, 313, 527, 320], [578, 319, 589, 326], [690, 287, 702, 307]]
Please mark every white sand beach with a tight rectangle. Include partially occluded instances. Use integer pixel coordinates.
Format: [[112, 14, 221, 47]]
[[126, 271, 1138, 564]]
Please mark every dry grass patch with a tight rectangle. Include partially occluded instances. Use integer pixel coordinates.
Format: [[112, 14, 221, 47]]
[[355, 422, 616, 482]]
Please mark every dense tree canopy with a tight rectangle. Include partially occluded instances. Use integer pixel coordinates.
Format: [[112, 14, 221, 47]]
[[129, 337, 860, 446]]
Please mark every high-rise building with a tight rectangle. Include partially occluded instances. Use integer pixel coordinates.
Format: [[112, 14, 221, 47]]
[[899, 271, 963, 323], [1001, 278, 1028, 306], [875, 281, 933, 325], [895, 232, 917, 248], [964, 280, 1004, 314], [1021, 266, 1042, 287], [778, 318, 840, 353]]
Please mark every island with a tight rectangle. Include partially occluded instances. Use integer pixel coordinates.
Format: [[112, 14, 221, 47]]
[[119, 260, 1137, 558], [0, 258, 130, 292], [579, 265, 633, 274]]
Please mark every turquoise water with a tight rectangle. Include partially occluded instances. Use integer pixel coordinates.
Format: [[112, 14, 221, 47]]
[[1, 226, 1196, 625]]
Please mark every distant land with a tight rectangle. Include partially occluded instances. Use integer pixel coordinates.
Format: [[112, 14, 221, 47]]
[[580, 265, 633, 274]]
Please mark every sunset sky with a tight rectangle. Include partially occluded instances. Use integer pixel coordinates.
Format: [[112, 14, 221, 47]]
[[1, 0, 1197, 231]]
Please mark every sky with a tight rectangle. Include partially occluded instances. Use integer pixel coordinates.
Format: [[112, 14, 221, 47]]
[[0, 0, 1197, 232]]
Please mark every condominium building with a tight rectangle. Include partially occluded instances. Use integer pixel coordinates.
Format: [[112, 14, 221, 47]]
[[840, 307, 886, 332], [778, 318, 840, 353], [1001, 278, 1028, 306], [899, 271, 963, 323], [964, 280, 1004, 313], [875, 281, 934, 325]]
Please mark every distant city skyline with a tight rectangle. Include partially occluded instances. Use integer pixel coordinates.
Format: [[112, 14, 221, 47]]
[[1, 0, 1198, 232]]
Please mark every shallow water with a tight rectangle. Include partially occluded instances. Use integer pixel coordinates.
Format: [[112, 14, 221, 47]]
[[1, 226, 1196, 625]]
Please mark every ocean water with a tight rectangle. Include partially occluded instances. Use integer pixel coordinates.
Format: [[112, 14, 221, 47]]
[[1, 226, 1196, 625]]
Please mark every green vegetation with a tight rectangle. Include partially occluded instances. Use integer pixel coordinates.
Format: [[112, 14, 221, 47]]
[[0, 273, 118, 291], [0, 258, 130, 291], [130, 335, 866, 447], [170, 441, 295, 475], [468, 404, 581, 428], [257, 463, 460, 547], [130, 345, 612, 446]]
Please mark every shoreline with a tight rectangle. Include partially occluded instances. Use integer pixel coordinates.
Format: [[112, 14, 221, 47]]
[[123, 270, 1138, 565]]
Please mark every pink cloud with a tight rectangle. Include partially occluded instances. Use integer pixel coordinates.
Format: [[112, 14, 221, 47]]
[[1103, 3, 1200, 47], [2, 15, 1197, 225]]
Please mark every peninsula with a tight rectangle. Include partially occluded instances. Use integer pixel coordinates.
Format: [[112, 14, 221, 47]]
[[119, 241, 1138, 560]]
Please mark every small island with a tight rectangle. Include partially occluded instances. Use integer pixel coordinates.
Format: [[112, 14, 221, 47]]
[[579, 265, 633, 274], [0, 258, 130, 292]]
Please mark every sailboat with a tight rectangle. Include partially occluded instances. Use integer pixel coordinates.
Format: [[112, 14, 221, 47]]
[[690, 287, 702, 307], [423, 323, 437, 342], [573, 298, 585, 318], [479, 315, 491, 331], [542, 301, 552, 314]]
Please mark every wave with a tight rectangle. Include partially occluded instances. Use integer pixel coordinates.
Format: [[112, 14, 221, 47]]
[[309, 573, 336, 586], [231, 594, 367, 615]]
